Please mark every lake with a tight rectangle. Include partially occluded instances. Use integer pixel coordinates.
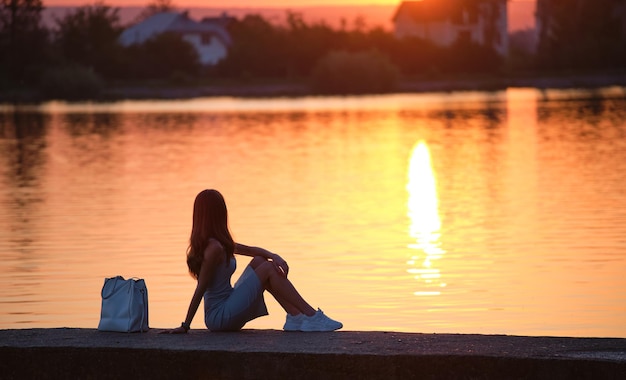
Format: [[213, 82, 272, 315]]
[[1, 88, 625, 337]]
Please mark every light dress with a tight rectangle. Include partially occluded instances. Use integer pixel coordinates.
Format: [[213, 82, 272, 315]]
[[203, 257, 268, 331]]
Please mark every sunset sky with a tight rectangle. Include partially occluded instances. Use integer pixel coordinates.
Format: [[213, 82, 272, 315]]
[[42, 0, 536, 31], [45, 0, 402, 6], [44, 0, 533, 7]]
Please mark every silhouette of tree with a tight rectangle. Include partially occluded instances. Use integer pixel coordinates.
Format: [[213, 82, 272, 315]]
[[311, 49, 399, 94], [536, 0, 626, 70], [217, 14, 289, 78], [442, 39, 503, 74], [476, 0, 506, 52], [0, 0, 49, 84], [381, 36, 444, 76], [283, 12, 338, 77], [218, 12, 401, 79], [216, 11, 509, 81], [134, 0, 176, 24], [53, 2, 124, 79], [125, 32, 200, 80]]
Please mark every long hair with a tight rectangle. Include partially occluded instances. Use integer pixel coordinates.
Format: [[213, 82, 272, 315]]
[[186, 189, 235, 279]]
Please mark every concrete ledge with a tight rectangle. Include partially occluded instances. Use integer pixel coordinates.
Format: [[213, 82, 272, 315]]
[[1, 328, 625, 379]]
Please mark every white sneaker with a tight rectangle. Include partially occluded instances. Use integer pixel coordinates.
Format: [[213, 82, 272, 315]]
[[300, 308, 343, 332], [283, 313, 305, 331]]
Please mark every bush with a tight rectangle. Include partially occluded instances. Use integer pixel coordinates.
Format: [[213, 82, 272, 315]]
[[311, 49, 400, 94], [39, 65, 104, 100], [441, 40, 503, 74], [124, 32, 201, 80]]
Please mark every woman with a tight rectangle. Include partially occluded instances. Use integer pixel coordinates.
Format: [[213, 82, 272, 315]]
[[164, 189, 342, 333]]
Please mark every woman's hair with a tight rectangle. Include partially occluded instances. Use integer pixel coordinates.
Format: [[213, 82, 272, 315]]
[[186, 189, 235, 279]]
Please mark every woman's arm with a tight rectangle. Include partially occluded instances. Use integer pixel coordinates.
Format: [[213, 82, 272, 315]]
[[163, 240, 222, 334], [235, 243, 289, 276], [235, 243, 275, 259]]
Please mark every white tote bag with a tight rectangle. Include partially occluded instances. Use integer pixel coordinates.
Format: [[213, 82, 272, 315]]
[[97, 276, 149, 332]]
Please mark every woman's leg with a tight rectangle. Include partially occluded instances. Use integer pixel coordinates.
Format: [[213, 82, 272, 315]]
[[250, 257, 315, 316]]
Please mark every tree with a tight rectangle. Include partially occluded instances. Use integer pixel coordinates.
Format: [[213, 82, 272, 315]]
[[217, 12, 394, 79], [39, 65, 104, 100], [53, 2, 124, 79], [134, 0, 176, 23], [0, 0, 49, 84], [382, 36, 444, 77], [442, 39, 503, 74], [465, 0, 506, 53], [311, 49, 399, 94], [217, 14, 289, 78], [282, 12, 338, 77], [536, 0, 626, 70], [125, 32, 201, 80]]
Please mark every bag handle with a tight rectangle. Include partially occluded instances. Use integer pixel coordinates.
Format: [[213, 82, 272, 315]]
[[101, 275, 126, 299]]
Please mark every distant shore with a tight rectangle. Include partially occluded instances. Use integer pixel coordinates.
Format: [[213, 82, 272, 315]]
[[2, 73, 626, 104], [83, 72, 626, 101], [106, 73, 626, 100]]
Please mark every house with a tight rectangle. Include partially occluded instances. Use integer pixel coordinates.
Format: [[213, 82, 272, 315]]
[[392, 0, 508, 56], [119, 11, 232, 66]]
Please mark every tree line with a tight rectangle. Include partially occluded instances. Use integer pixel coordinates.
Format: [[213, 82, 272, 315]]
[[535, 0, 626, 71], [0, 0, 625, 98]]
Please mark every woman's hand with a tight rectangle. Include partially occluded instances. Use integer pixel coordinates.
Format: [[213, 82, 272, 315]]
[[235, 243, 289, 277], [271, 254, 289, 277], [159, 326, 188, 334]]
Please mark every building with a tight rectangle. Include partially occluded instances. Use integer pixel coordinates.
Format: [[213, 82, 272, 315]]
[[119, 11, 232, 66], [392, 0, 508, 56]]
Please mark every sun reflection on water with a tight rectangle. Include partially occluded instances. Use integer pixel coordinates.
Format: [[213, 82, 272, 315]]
[[406, 141, 446, 296]]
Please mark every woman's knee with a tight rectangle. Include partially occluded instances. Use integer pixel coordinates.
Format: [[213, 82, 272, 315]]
[[253, 260, 275, 282], [249, 256, 267, 269]]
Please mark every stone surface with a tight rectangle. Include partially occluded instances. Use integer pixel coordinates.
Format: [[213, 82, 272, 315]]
[[1, 328, 625, 379]]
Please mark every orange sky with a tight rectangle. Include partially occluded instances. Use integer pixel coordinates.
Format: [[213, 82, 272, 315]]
[[45, 1, 400, 6], [42, 0, 536, 31], [44, 0, 533, 8]]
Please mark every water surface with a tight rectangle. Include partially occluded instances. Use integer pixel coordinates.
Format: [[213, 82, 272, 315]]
[[1, 88, 625, 337]]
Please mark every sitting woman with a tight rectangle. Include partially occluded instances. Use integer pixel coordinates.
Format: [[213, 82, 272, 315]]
[[164, 189, 342, 333]]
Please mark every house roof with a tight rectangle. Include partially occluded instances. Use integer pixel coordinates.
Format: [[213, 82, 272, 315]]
[[119, 11, 232, 47], [392, 0, 483, 23]]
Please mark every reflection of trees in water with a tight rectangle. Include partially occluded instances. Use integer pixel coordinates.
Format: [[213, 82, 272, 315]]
[[63, 113, 121, 137], [128, 113, 199, 132], [61, 113, 124, 168], [59, 111, 204, 180], [537, 92, 626, 121], [0, 112, 50, 262], [428, 104, 506, 146], [430, 106, 505, 127], [537, 96, 626, 142], [0, 112, 48, 188]]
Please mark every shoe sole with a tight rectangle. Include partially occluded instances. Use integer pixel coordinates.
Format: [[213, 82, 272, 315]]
[[300, 324, 343, 332]]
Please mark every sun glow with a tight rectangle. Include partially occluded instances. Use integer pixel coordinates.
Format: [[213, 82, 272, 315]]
[[43, 0, 401, 6], [406, 140, 446, 296]]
